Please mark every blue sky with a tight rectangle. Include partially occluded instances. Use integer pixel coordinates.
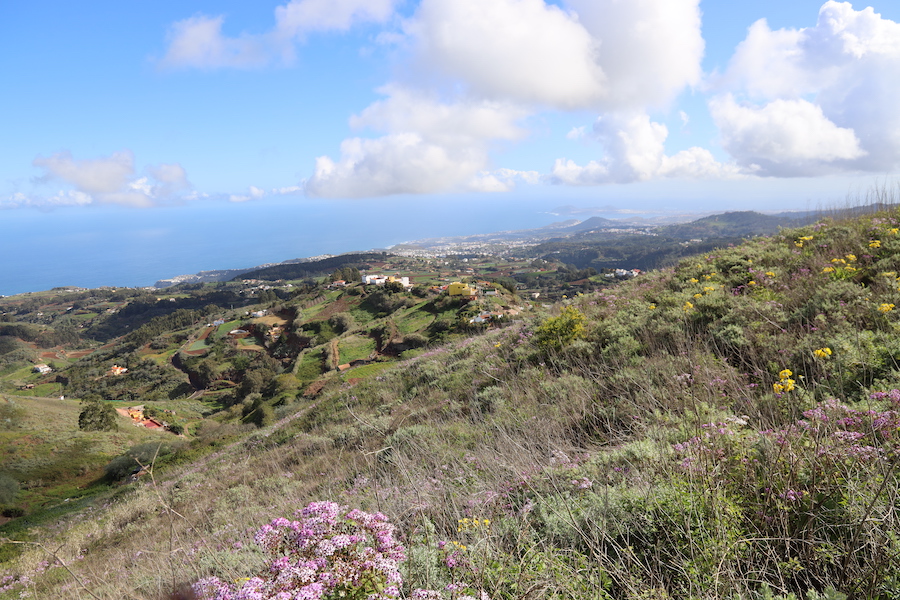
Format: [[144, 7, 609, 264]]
[[3, 0, 900, 217]]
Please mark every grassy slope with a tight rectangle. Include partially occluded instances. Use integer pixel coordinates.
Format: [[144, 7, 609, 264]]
[[5, 211, 900, 598]]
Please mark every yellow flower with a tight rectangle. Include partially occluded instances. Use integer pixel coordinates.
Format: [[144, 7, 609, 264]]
[[689, 278, 699, 283], [845, 266, 857, 272], [782, 378, 796, 392], [822, 267, 835, 273], [494, 343, 502, 348], [704, 274, 713, 280], [648, 303, 656, 310], [748, 281, 757, 286], [831, 258, 846, 264], [779, 369, 793, 380], [891, 228, 899, 235], [683, 301, 694, 312], [879, 303, 895, 313], [813, 347, 832, 359], [881, 271, 897, 278], [846, 254, 857, 262], [765, 271, 776, 277], [703, 286, 717, 293], [773, 382, 785, 394], [694, 293, 703, 299], [870, 240, 882, 249]]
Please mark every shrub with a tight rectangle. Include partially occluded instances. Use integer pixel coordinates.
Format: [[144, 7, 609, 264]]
[[533, 306, 586, 351], [0, 473, 19, 505], [193, 501, 447, 600]]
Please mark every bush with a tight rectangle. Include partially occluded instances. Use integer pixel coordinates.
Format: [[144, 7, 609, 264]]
[[104, 442, 177, 480], [329, 312, 357, 334], [0, 473, 19, 505], [78, 399, 118, 431], [534, 306, 586, 351]]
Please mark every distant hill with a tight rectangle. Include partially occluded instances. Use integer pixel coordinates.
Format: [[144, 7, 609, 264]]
[[235, 252, 390, 281], [657, 210, 813, 239]]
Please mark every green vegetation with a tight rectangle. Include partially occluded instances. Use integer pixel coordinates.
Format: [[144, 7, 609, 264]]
[[6, 205, 900, 598]]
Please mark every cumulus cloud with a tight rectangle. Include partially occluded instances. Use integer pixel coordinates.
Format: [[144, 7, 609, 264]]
[[405, 0, 606, 109], [566, 0, 704, 110], [305, 88, 529, 197], [551, 112, 740, 185], [714, 1, 900, 174], [29, 150, 192, 207], [404, 0, 702, 111], [307, 0, 706, 196], [159, 0, 399, 69], [709, 94, 865, 176]]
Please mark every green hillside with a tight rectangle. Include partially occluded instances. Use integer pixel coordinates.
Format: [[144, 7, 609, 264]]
[[4, 209, 900, 598]]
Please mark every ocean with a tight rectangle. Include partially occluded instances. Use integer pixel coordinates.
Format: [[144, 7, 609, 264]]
[[0, 195, 569, 296]]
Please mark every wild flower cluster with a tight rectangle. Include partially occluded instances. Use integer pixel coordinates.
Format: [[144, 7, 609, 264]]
[[773, 368, 796, 394], [193, 501, 413, 600]]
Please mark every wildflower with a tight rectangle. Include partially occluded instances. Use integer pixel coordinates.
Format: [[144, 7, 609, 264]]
[[870, 240, 882, 249], [846, 253, 857, 262], [765, 271, 776, 277], [683, 301, 693, 312], [748, 281, 757, 286], [648, 303, 656, 310], [831, 258, 846, 264], [822, 267, 835, 273], [693, 293, 703, 299], [494, 343, 501, 348], [891, 228, 899, 235], [779, 369, 793, 380], [689, 278, 699, 283], [703, 286, 716, 292], [813, 347, 833, 359], [879, 303, 895, 313]]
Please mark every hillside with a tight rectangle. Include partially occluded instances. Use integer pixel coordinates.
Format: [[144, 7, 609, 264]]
[[4, 208, 900, 598]]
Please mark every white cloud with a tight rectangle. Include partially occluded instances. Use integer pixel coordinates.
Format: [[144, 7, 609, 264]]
[[709, 94, 865, 176], [160, 0, 399, 69], [403, 0, 702, 111], [30, 150, 192, 207], [552, 112, 739, 185], [715, 1, 900, 174], [159, 15, 271, 70], [33, 150, 135, 195], [305, 88, 529, 197], [229, 186, 267, 202], [275, 0, 397, 36], [566, 0, 704, 109], [405, 0, 606, 109]]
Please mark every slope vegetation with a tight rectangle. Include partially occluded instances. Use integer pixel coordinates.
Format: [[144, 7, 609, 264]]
[[4, 210, 900, 598]]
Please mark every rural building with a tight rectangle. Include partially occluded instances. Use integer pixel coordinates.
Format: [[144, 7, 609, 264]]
[[447, 282, 475, 296], [33, 364, 52, 374]]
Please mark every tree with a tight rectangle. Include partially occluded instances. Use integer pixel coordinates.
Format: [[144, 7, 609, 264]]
[[78, 398, 118, 432]]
